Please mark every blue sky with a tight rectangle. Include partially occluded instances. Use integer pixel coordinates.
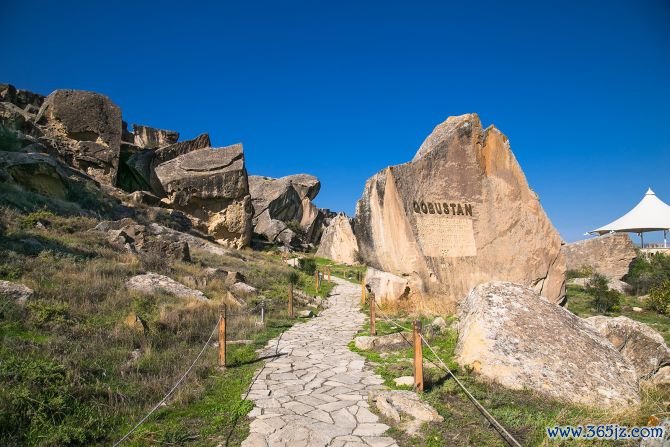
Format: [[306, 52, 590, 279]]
[[2, 0, 669, 242]]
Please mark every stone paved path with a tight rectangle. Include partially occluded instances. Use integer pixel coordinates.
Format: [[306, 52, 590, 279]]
[[240, 277, 399, 447]]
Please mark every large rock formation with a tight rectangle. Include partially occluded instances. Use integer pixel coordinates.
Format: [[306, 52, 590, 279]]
[[315, 214, 359, 264], [131, 124, 179, 149], [587, 316, 670, 380], [364, 267, 409, 302], [562, 233, 637, 280], [355, 114, 566, 305], [36, 89, 122, 185], [153, 144, 253, 248], [249, 174, 324, 246], [456, 281, 640, 409]]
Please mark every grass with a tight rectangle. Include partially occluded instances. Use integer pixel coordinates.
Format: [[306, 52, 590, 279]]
[[314, 256, 366, 284], [350, 304, 670, 447], [0, 207, 321, 446], [566, 284, 670, 344]]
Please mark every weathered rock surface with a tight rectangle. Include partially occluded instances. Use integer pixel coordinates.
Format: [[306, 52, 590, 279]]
[[131, 124, 179, 149], [562, 233, 637, 280], [249, 174, 324, 246], [0, 280, 34, 304], [149, 133, 211, 195], [0, 151, 99, 201], [364, 267, 409, 303], [126, 273, 207, 300], [587, 316, 670, 380], [355, 114, 566, 306], [101, 220, 192, 262], [154, 144, 253, 248], [316, 214, 359, 264], [0, 84, 45, 110], [36, 89, 122, 185], [456, 281, 640, 408], [370, 390, 443, 435], [354, 332, 412, 351]]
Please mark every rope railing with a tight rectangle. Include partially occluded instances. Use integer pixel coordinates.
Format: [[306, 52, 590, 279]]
[[371, 299, 523, 447], [112, 316, 222, 447]]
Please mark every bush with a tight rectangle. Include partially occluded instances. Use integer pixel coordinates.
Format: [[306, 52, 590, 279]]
[[648, 280, 670, 315], [298, 258, 317, 276], [625, 254, 670, 295], [585, 273, 621, 314]]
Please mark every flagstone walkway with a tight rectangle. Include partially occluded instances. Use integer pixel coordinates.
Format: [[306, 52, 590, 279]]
[[240, 277, 399, 447]]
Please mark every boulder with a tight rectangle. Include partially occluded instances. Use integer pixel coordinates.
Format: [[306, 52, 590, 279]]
[[248, 174, 322, 246], [456, 281, 639, 409], [0, 84, 45, 110], [354, 114, 566, 306], [131, 124, 179, 149], [98, 220, 191, 262], [153, 144, 253, 248], [354, 332, 412, 351], [150, 133, 211, 193], [0, 151, 97, 200], [0, 280, 34, 304], [230, 282, 258, 297], [562, 233, 637, 280], [126, 273, 206, 300], [298, 309, 314, 318], [316, 214, 359, 264], [587, 316, 670, 380], [365, 267, 409, 302], [652, 366, 670, 386], [36, 89, 122, 185], [369, 390, 443, 435], [430, 316, 449, 333], [393, 376, 415, 387], [128, 190, 163, 207]]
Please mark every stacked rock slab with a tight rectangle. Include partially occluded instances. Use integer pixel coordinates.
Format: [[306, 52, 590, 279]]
[[153, 144, 253, 248], [36, 90, 122, 185], [562, 233, 637, 279], [456, 281, 640, 409], [316, 213, 359, 264], [354, 113, 566, 305], [249, 174, 324, 246]]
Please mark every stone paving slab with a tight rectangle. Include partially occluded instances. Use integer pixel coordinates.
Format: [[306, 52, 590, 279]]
[[239, 277, 399, 447]]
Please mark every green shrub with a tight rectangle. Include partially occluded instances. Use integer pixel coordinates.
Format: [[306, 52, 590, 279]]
[[648, 280, 670, 315], [298, 258, 317, 276], [585, 273, 621, 314], [27, 301, 72, 327], [625, 254, 670, 295]]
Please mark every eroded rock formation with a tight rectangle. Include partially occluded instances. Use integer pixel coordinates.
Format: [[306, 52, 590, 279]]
[[249, 174, 324, 247], [562, 233, 637, 279], [355, 113, 566, 305], [153, 144, 253, 248], [315, 214, 359, 264], [456, 281, 639, 409]]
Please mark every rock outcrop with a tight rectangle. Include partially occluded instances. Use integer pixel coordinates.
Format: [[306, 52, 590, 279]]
[[355, 114, 565, 306], [0, 280, 34, 304], [316, 214, 359, 264], [95, 219, 191, 262], [153, 144, 253, 248], [249, 174, 324, 247], [562, 233, 637, 280], [364, 267, 409, 302], [126, 273, 207, 301], [131, 124, 179, 149], [587, 316, 670, 380], [369, 390, 443, 436], [455, 281, 640, 409], [36, 89, 122, 185]]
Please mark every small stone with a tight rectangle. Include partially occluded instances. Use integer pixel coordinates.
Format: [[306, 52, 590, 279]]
[[393, 376, 415, 387], [0, 280, 34, 304]]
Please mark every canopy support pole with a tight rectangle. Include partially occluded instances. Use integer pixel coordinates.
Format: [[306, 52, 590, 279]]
[[665, 230, 667, 249]]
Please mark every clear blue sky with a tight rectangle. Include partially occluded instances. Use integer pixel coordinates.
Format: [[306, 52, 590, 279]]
[[2, 0, 669, 242]]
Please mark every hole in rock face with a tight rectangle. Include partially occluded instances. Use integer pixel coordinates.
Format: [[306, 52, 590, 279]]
[[67, 130, 99, 142]]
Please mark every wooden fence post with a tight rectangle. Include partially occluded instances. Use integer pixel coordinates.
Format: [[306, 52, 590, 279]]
[[218, 304, 227, 368], [288, 283, 294, 318], [413, 320, 424, 392], [370, 292, 376, 336], [260, 300, 265, 325], [314, 270, 319, 290], [328, 268, 331, 284]]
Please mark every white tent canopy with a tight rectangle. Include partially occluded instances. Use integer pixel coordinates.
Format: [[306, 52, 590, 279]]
[[591, 188, 670, 246]]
